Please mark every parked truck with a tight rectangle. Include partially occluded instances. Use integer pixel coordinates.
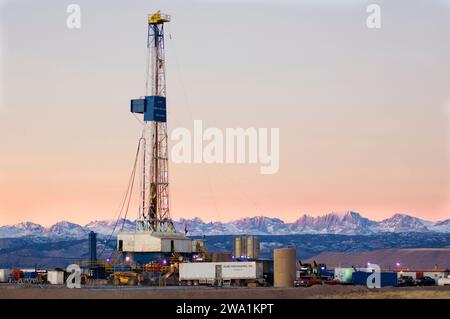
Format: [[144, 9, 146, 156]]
[[438, 276, 450, 286], [179, 261, 264, 286]]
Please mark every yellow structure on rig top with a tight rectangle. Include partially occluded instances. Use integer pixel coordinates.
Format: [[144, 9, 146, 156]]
[[148, 11, 171, 24]]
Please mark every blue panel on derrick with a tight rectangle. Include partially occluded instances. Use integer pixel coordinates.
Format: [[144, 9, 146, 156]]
[[144, 96, 167, 122], [130, 99, 145, 114]]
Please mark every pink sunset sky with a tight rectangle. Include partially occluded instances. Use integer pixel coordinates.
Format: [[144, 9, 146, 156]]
[[1, 0, 450, 226]]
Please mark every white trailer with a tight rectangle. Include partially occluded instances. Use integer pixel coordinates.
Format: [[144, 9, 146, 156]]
[[179, 261, 264, 286]]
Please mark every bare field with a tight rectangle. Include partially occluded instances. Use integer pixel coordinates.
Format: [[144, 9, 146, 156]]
[[1, 284, 450, 299]]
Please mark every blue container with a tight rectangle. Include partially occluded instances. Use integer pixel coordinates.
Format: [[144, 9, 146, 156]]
[[130, 96, 167, 123], [144, 96, 166, 122], [131, 99, 145, 113], [352, 271, 397, 287], [24, 272, 37, 279]]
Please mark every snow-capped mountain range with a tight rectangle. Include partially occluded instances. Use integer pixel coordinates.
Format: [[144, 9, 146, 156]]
[[0, 212, 449, 240]]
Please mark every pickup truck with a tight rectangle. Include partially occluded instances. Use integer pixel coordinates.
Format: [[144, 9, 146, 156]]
[[438, 276, 450, 286]]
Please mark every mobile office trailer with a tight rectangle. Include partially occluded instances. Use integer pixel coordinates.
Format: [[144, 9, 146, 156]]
[[179, 261, 264, 286]]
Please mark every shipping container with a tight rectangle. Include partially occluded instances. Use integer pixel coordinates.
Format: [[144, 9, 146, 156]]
[[0, 269, 11, 283], [47, 270, 65, 285], [179, 261, 263, 285], [352, 271, 397, 287]]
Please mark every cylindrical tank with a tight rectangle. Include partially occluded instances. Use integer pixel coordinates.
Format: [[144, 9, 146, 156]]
[[234, 236, 242, 258], [246, 236, 260, 259], [274, 247, 296, 288], [247, 236, 253, 258]]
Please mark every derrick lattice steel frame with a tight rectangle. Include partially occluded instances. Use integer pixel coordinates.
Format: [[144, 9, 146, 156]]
[[137, 18, 174, 233]]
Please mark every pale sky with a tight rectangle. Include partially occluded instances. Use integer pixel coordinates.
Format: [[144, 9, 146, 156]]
[[0, 0, 449, 226]]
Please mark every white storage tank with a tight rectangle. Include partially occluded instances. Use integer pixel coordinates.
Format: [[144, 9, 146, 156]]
[[0, 269, 11, 283], [47, 270, 65, 285]]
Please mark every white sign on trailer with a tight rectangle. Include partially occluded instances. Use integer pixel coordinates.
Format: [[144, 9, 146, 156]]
[[179, 262, 262, 281]]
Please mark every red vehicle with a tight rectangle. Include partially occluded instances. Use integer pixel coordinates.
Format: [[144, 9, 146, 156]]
[[294, 275, 329, 287], [323, 278, 340, 285], [9, 269, 24, 283]]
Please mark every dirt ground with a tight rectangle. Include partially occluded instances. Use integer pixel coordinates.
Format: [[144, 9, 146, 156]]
[[1, 284, 450, 299]]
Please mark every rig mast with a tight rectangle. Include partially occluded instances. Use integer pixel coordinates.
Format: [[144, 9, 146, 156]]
[[131, 11, 174, 233]]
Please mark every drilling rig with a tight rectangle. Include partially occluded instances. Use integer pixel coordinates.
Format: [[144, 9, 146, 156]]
[[132, 11, 172, 233], [117, 12, 199, 264]]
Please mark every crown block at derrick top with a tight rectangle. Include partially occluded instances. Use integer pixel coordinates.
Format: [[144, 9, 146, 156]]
[[130, 96, 167, 123]]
